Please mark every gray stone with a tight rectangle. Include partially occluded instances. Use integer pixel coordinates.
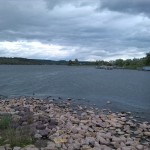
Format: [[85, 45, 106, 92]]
[[39, 129, 49, 138], [46, 142, 56, 150], [0, 146, 5, 150], [121, 117, 127, 122], [85, 137, 95, 145], [136, 145, 144, 150], [144, 132, 150, 137], [4, 144, 11, 150], [13, 147, 21, 150], [36, 124, 46, 130], [34, 133, 42, 139]]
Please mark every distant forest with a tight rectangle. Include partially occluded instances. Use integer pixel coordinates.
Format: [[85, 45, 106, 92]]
[[0, 52, 150, 69]]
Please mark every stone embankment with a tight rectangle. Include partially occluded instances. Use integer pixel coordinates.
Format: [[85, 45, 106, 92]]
[[0, 97, 150, 150]]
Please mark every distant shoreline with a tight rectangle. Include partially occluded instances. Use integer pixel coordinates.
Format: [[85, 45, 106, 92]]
[[0, 55, 150, 70]]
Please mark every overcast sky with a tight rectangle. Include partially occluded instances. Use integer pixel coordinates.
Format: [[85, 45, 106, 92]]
[[0, 0, 150, 61]]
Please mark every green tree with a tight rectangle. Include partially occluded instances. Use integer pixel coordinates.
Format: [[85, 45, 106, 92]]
[[74, 58, 79, 65], [115, 59, 124, 67], [68, 60, 73, 65], [145, 52, 150, 66]]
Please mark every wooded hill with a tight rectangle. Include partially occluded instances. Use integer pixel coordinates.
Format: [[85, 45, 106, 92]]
[[0, 52, 150, 69]]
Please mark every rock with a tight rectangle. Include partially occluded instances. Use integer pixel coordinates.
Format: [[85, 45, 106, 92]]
[[126, 140, 134, 146], [47, 124, 56, 130], [80, 120, 88, 124], [118, 131, 125, 135], [85, 137, 95, 145], [4, 144, 11, 150], [36, 124, 46, 130], [103, 146, 112, 150], [121, 117, 127, 122], [1, 97, 150, 150], [68, 138, 73, 144], [67, 98, 72, 101], [34, 133, 42, 139], [81, 145, 91, 149], [129, 116, 133, 119], [97, 136, 109, 145], [53, 137, 67, 144], [67, 145, 74, 150], [23, 145, 39, 150], [122, 146, 133, 150], [72, 141, 81, 149], [71, 118, 80, 124], [0, 146, 5, 150], [136, 145, 144, 150], [71, 127, 78, 134], [46, 142, 56, 150], [22, 121, 28, 125], [39, 129, 49, 138], [81, 112, 87, 116], [62, 144, 67, 150], [112, 137, 121, 143], [144, 132, 150, 137], [13, 147, 21, 150], [55, 143, 62, 148], [78, 106, 83, 110], [86, 110, 94, 114], [35, 139, 47, 148], [105, 132, 111, 139], [107, 101, 111, 104], [50, 119, 58, 125]]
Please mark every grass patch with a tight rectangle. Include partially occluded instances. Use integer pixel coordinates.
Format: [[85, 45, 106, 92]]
[[5, 128, 33, 147], [0, 127, 34, 147], [0, 115, 34, 148], [0, 115, 12, 129]]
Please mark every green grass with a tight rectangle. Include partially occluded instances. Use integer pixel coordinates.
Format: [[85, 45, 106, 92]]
[[5, 128, 33, 147], [0, 115, 12, 129], [0, 115, 34, 148]]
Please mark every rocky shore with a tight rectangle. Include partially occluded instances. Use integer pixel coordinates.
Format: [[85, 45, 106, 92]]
[[0, 97, 150, 150]]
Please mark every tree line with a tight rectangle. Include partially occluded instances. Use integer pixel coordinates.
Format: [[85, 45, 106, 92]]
[[68, 52, 150, 69], [0, 52, 150, 69]]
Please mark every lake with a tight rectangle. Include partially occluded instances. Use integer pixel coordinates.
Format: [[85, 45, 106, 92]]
[[0, 65, 150, 121]]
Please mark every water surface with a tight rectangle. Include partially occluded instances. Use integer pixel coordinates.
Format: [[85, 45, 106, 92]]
[[0, 65, 150, 120]]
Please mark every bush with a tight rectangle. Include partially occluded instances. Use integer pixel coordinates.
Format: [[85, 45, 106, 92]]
[[5, 127, 33, 147], [0, 115, 12, 129], [0, 115, 34, 147]]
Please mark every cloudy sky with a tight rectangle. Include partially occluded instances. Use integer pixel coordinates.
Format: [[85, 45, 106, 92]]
[[0, 0, 150, 61]]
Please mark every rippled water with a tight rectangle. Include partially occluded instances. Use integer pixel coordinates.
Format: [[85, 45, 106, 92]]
[[0, 65, 150, 120]]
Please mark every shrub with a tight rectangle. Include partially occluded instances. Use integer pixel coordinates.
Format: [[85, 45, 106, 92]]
[[5, 127, 33, 147], [0, 115, 12, 129], [0, 115, 34, 147]]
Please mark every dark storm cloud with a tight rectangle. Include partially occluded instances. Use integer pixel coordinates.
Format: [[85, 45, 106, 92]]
[[0, 0, 150, 60], [100, 0, 150, 16], [45, 0, 95, 9]]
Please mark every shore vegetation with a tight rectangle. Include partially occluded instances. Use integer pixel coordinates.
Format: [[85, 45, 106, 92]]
[[0, 52, 150, 70]]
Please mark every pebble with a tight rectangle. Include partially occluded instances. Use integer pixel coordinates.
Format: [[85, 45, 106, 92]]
[[144, 132, 150, 136], [34, 133, 42, 139], [106, 101, 111, 104], [0, 146, 5, 150], [136, 145, 144, 150], [0, 97, 149, 150], [36, 124, 46, 130], [13, 147, 21, 150]]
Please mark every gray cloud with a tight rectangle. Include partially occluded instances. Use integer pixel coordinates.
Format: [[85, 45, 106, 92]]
[[0, 0, 149, 60], [100, 0, 150, 16], [45, 0, 96, 9]]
